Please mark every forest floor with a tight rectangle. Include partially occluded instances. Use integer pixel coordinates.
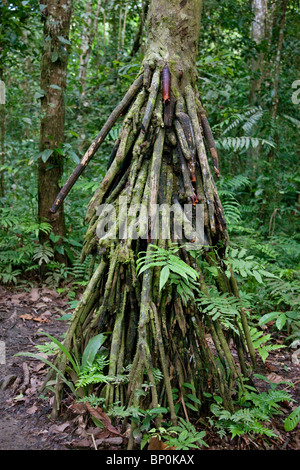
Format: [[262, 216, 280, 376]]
[[0, 284, 299, 452]]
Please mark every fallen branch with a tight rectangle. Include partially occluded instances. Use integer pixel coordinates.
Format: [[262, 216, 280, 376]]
[[50, 74, 144, 214]]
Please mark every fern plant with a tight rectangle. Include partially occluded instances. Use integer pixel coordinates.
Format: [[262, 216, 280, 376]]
[[216, 136, 275, 152], [141, 417, 208, 450], [224, 246, 278, 284], [32, 242, 54, 265], [196, 286, 242, 334], [137, 244, 199, 304], [217, 175, 251, 227], [209, 382, 292, 440], [249, 326, 285, 363], [0, 264, 22, 284]]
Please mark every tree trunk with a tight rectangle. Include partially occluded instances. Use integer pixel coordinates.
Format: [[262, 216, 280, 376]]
[[130, 0, 149, 57], [38, 0, 72, 261], [249, 0, 267, 105], [0, 67, 5, 197], [271, 0, 287, 121], [46, 0, 256, 440], [268, 0, 287, 162], [79, 0, 102, 96]]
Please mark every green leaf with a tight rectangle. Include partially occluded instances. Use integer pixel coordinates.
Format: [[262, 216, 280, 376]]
[[57, 35, 71, 45], [68, 150, 80, 164], [213, 395, 223, 404], [39, 149, 54, 163], [159, 265, 170, 291], [185, 402, 198, 411], [258, 348, 269, 363], [252, 270, 263, 283], [258, 312, 281, 325], [149, 407, 168, 415], [284, 407, 300, 431], [186, 394, 201, 405], [34, 89, 45, 100], [182, 382, 196, 391], [39, 332, 80, 374], [276, 313, 287, 330], [58, 313, 72, 321], [81, 334, 107, 369], [91, 417, 105, 429], [51, 51, 59, 62], [206, 266, 219, 277]]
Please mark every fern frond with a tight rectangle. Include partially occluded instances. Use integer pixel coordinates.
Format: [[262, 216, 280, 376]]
[[216, 136, 275, 151]]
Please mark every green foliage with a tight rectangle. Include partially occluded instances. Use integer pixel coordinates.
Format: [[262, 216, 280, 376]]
[[225, 246, 278, 284], [76, 355, 110, 389], [172, 382, 202, 415], [249, 327, 285, 363], [284, 406, 300, 432], [15, 332, 108, 396], [196, 287, 242, 334], [209, 381, 292, 439], [76, 394, 106, 409], [137, 244, 199, 305], [141, 418, 208, 450]]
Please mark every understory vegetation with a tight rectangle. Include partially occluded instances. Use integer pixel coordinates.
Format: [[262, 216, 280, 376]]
[[1, 0, 299, 450]]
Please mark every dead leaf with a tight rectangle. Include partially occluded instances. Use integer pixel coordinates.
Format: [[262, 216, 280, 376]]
[[265, 362, 277, 372], [19, 313, 49, 323], [29, 288, 40, 302], [71, 438, 91, 448], [85, 403, 122, 436], [50, 422, 70, 433], [19, 313, 34, 321], [96, 437, 123, 447], [27, 404, 38, 415], [71, 402, 87, 415], [148, 436, 176, 450], [267, 372, 284, 384]]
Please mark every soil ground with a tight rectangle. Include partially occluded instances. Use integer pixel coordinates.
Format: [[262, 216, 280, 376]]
[[0, 284, 299, 451]]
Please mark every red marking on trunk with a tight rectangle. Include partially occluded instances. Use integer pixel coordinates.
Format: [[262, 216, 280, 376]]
[[162, 65, 171, 104]]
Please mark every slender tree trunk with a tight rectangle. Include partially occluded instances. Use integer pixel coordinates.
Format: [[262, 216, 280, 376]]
[[249, 0, 267, 105], [121, 1, 128, 48], [268, 0, 288, 162], [0, 67, 5, 198], [271, 0, 287, 120], [130, 0, 149, 57], [46, 0, 256, 438], [79, 0, 102, 96], [38, 0, 72, 261]]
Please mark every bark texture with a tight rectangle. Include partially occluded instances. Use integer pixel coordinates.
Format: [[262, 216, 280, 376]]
[[249, 0, 267, 105], [38, 0, 72, 258], [46, 0, 256, 444]]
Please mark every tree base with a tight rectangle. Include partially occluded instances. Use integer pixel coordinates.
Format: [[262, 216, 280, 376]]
[[44, 61, 256, 439]]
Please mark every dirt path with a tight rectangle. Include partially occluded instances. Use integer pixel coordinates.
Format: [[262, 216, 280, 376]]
[[0, 285, 73, 450], [0, 284, 299, 451]]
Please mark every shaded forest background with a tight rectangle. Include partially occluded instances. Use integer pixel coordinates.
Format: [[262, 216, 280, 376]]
[[1, 0, 299, 322]]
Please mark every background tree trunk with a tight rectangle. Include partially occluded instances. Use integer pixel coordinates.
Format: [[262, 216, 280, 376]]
[[0, 66, 5, 198], [271, 0, 287, 120], [249, 0, 267, 105], [130, 0, 149, 57], [38, 0, 72, 261], [79, 0, 102, 96]]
